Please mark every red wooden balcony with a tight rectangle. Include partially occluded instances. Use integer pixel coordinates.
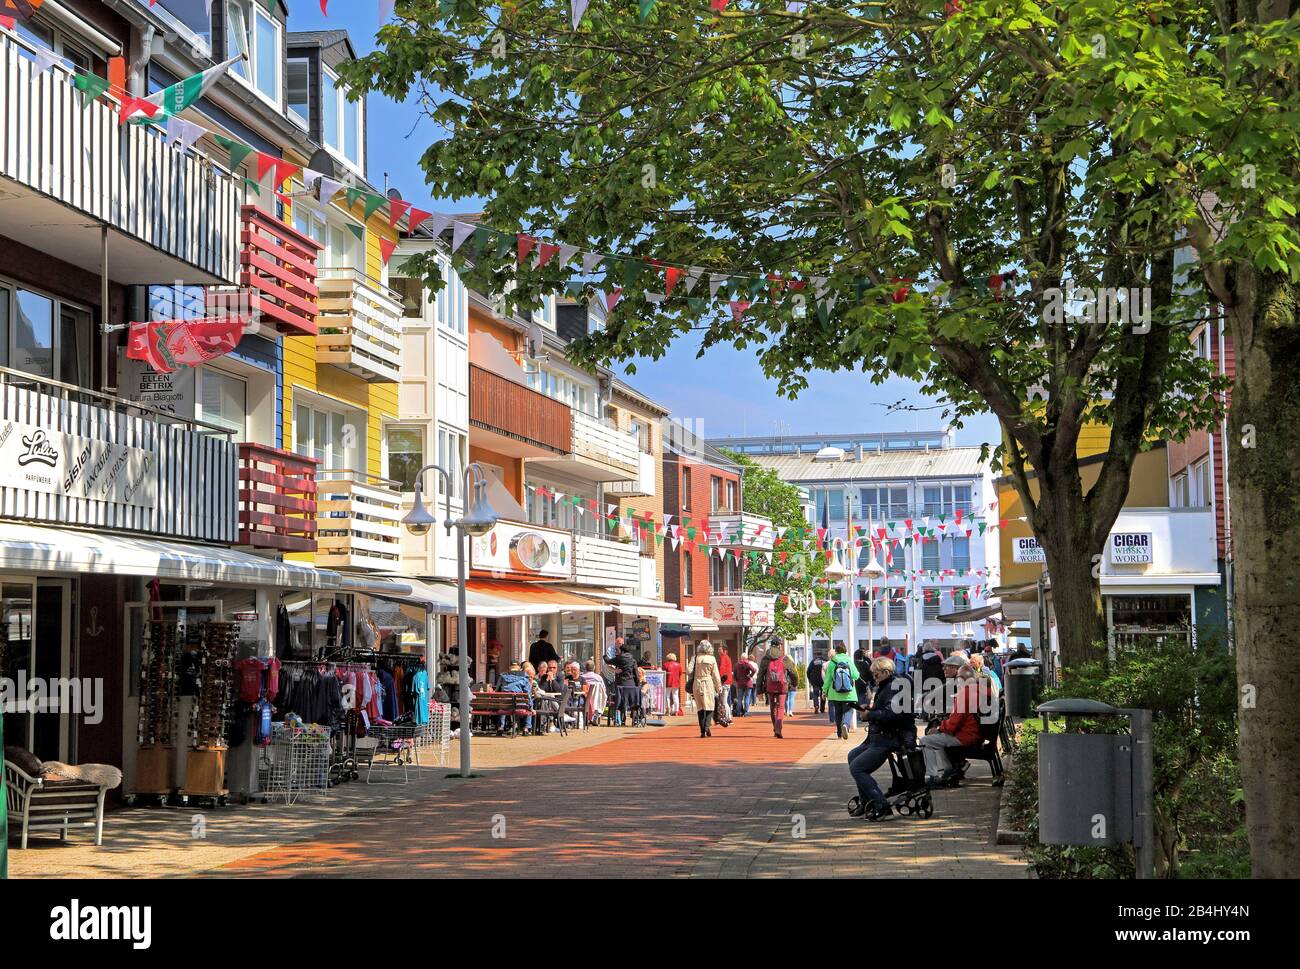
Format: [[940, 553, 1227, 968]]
[[209, 206, 321, 337], [238, 443, 319, 552]]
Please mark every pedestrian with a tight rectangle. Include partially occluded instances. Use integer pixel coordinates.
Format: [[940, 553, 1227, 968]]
[[807, 652, 828, 714], [743, 650, 759, 712], [919, 658, 982, 785], [688, 642, 723, 737], [916, 640, 946, 717], [528, 629, 559, 670], [607, 642, 640, 726], [875, 636, 908, 677], [715, 646, 734, 726], [733, 650, 756, 717], [847, 657, 918, 821], [663, 652, 683, 716], [580, 660, 608, 727], [823, 643, 860, 739], [852, 641, 873, 705], [757, 637, 798, 738]]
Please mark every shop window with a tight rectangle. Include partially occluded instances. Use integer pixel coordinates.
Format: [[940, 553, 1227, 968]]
[[386, 425, 425, 492]]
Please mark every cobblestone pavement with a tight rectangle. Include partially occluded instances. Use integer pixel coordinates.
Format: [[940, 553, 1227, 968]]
[[9, 705, 1026, 878]]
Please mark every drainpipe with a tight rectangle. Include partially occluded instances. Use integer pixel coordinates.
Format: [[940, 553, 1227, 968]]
[[1217, 314, 1234, 644]]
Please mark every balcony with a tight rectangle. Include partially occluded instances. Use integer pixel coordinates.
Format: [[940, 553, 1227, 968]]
[[315, 471, 404, 571], [528, 410, 640, 484], [237, 444, 318, 553], [572, 534, 641, 590], [208, 206, 320, 337], [0, 366, 237, 543], [469, 364, 570, 457], [606, 451, 657, 498], [0, 32, 240, 284], [709, 592, 778, 627], [316, 269, 405, 382], [710, 511, 776, 550]]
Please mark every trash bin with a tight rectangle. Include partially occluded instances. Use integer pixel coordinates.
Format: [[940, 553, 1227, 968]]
[[1036, 699, 1135, 848], [1004, 658, 1041, 719]]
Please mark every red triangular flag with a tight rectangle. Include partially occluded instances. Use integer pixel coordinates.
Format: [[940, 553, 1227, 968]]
[[407, 207, 432, 231], [256, 152, 276, 180], [517, 233, 537, 264], [120, 95, 159, 125], [538, 243, 561, 267], [710, 0, 728, 9], [380, 237, 397, 265], [665, 266, 682, 296], [606, 288, 623, 311], [389, 199, 412, 230]]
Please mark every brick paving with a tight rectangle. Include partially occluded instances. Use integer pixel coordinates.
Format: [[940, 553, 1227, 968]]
[[9, 705, 1026, 878]]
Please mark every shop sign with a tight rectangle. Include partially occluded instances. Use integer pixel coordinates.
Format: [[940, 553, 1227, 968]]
[[1109, 532, 1153, 565], [0, 418, 158, 509], [1011, 536, 1046, 563], [472, 520, 570, 578], [118, 354, 196, 419]]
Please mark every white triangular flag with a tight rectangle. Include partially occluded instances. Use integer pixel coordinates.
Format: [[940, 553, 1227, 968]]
[[645, 292, 666, 305], [571, 0, 589, 29], [581, 251, 605, 274], [32, 47, 61, 76], [166, 117, 205, 152], [302, 167, 325, 190], [452, 221, 477, 251], [709, 273, 729, 298], [787, 1, 805, 10], [683, 268, 703, 294], [663, 514, 674, 527], [425, 213, 452, 237], [318, 176, 345, 202], [557, 243, 580, 267]]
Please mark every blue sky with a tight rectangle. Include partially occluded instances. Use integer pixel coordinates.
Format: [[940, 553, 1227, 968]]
[[289, 3, 1002, 450]]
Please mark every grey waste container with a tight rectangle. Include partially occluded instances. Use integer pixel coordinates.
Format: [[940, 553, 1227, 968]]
[[1004, 658, 1041, 718], [1037, 699, 1135, 848]]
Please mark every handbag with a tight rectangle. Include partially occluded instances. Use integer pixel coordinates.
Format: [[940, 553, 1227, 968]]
[[686, 660, 696, 695]]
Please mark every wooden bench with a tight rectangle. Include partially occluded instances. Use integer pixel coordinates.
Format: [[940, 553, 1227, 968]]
[[469, 692, 532, 736], [4, 762, 109, 849]]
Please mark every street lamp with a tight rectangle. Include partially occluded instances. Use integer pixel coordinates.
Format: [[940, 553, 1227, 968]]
[[784, 589, 821, 662], [402, 461, 499, 779], [860, 517, 886, 650]]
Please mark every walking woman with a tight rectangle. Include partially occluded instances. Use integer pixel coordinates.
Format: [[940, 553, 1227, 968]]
[[757, 636, 798, 738], [688, 641, 724, 737]]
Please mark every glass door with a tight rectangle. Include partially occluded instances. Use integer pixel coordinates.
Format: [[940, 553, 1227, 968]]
[[34, 580, 74, 763], [0, 579, 37, 755]]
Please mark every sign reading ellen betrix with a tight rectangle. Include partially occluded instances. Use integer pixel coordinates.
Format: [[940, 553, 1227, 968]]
[[0, 419, 158, 509], [1110, 532, 1153, 565], [1011, 536, 1047, 563]]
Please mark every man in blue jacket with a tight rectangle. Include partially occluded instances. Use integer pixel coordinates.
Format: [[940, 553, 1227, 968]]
[[848, 657, 918, 821]]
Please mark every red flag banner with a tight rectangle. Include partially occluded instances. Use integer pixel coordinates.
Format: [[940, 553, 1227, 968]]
[[127, 317, 246, 374]]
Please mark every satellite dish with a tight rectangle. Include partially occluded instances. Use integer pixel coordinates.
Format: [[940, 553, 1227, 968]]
[[527, 321, 543, 358], [307, 149, 336, 177], [387, 188, 404, 202]]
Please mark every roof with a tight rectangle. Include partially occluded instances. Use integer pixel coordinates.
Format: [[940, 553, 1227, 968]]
[[747, 447, 990, 482], [611, 378, 670, 417], [287, 30, 356, 58]]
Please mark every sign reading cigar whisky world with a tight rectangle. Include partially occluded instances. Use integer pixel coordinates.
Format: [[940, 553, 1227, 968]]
[[0, 419, 158, 509]]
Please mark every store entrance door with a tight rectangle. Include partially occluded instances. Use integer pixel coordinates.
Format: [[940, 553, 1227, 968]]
[[0, 577, 74, 763]]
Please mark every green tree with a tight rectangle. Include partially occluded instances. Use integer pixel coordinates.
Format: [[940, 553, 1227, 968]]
[[350, 0, 1296, 873], [723, 450, 835, 649]]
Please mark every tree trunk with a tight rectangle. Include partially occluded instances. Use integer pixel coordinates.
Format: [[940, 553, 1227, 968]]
[[1229, 273, 1300, 878]]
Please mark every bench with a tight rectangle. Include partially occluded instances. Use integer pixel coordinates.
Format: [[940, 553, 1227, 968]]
[[469, 692, 532, 736], [4, 762, 109, 849]]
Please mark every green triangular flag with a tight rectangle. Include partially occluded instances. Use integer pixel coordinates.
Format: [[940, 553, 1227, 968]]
[[687, 297, 706, 314], [638, 0, 655, 19], [363, 193, 386, 221], [748, 277, 765, 298], [214, 134, 253, 169], [73, 74, 111, 108], [469, 226, 494, 257], [622, 259, 646, 289], [244, 178, 261, 196], [346, 224, 366, 245], [978, 521, 987, 534], [346, 187, 367, 209], [494, 231, 514, 260], [816, 300, 831, 325], [564, 281, 586, 298]]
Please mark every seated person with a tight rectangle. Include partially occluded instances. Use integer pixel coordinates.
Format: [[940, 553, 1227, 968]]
[[580, 661, 608, 725], [918, 657, 982, 785], [496, 663, 533, 733]]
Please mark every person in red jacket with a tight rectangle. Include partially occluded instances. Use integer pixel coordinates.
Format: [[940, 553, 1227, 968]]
[[663, 652, 683, 716], [714, 647, 734, 726], [919, 657, 983, 784]]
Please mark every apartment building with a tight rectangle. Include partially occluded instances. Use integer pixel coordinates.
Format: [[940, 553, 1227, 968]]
[[716, 432, 996, 656]]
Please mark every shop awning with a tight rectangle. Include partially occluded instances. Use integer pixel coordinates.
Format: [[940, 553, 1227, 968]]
[[366, 577, 543, 618], [936, 602, 1005, 624], [466, 579, 612, 615], [0, 523, 339, 589], [570, 590, 720, 630]]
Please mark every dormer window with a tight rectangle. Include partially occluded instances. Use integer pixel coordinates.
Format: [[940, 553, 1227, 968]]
[[322, 66, 364, 172], [226, 0, 280, 108]]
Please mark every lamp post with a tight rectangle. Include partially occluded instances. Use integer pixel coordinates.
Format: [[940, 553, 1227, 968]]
[[783, 589, 821, 658], [861, 516, 886, 650], [822, 538, 851, 653], [402, 461, 499, 779]]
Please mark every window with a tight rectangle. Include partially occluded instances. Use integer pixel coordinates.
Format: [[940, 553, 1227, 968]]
[[0, 284, 91, 387], [294, 397, 364, 472], [629, 419, 647, 454], [860, 485, 909, 520], [725, 480, 737, 511], [322, 66, 364, 170], [681, 471, 691, 511], [525, 366, 596, 416], [1191, 459, 1211, 507], [532, 297, 554, 330], [923, 591, 941, 621], [951, 587, 971, 609], [831, 589, 843, 624], [923, 483, 972, 517], [287, 57, 310, 127], [293, 203, 363, 271], [436, 427, 466, 500], [710, 476, 722, 512], [1171, 472, 1190, 508], [683, 552, 693, 596], [889, 596, 907, 624], [197, 368, 247, 438], [14, 16, 95, 74], [227, 0, 280, 107], [951, 537, 971, 572], [815, 488, 845, 522], [433, 256, 467, 334], [921, 539, 940, 572], [392, 275, 424, 319], [154, 1, 213, 44], [386, 426, 424, 492]]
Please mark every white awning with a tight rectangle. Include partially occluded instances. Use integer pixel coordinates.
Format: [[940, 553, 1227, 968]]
[[366, 578, 574, 618], [0, 523, 340, 589], [570, 589, 720, 630]]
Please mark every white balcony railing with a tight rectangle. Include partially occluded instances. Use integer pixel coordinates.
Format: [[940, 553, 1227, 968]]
[[0, 32, 240, 282], [315, 470, 404, 571], [709, 591, 778, 627], [606, 450, 656, 498], [0, 366, 238, 542], [710, 511, 775, 550], [316, 268, 405, 382], [573, 534, 641, 589], [571, 411, 639, 478]]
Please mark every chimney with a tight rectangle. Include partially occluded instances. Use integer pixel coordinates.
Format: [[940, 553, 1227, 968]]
[[856, 443, 865, 461]]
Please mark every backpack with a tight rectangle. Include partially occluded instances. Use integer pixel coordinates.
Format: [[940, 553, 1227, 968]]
[[735, 662, 753, 687], [831, 660, 854, 694], [765, 659, 787, 692]]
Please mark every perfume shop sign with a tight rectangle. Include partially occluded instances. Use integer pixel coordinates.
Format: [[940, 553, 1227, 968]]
[[0, 419, 158, 509]]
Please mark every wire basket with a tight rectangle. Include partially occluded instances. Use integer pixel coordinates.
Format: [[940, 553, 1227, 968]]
[[258, 725, 332, 804]]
